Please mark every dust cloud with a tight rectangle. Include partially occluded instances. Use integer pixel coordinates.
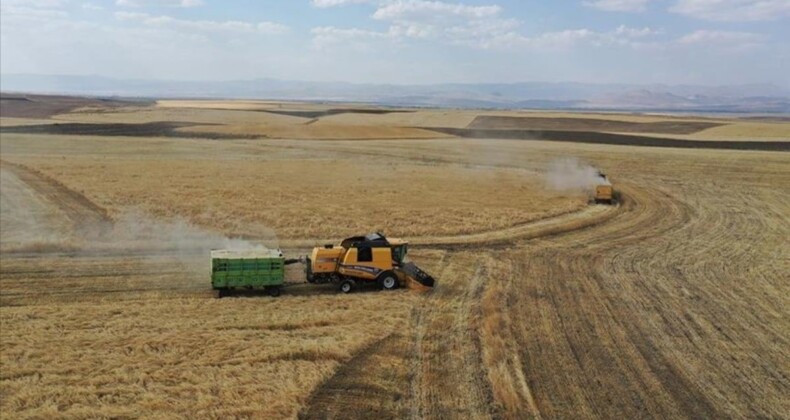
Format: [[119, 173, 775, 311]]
[[544, 158, 609, 194], [2, 209, 278, 258], [101, 212, 279, 280], [103, 211, 277, 254]]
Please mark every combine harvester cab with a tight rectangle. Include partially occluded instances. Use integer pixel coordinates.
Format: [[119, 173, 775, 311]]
[[307, 232, 435, 293]]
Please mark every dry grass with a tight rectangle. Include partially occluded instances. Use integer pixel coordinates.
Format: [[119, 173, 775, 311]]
[[0, 262, 416, 418], [1, 98, 789, 419], [687, 120, 790, 140], [1, 135, 583, 240], [157, 99, 285, 110], [177, 123, 444, 140], [32, 98, 790, 141], [0, 117, 61, 127]]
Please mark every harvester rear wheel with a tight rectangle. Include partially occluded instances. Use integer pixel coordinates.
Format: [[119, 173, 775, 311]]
[[339, 280, 354, 294], [268, 287, 281, 297], [379, 272, 399, 291]]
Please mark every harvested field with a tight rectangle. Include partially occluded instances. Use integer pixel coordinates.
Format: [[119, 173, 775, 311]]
[[0, 122, 263, 140], [467, 115, 723, 134], [262, 109, 414, 119], [0, 94, 144, 119], [1, 97, 789, 419], [427, 127, 790, 151], [9, 97, 784, 144]]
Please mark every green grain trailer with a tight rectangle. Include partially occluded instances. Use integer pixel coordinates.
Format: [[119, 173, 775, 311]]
[[211, 249, 285, 297]]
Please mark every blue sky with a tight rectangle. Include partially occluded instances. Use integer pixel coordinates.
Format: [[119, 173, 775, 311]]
[[1, 0, 788, 86]]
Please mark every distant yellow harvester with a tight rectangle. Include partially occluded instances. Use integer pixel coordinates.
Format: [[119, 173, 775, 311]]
[[594, 172, 615, 204]]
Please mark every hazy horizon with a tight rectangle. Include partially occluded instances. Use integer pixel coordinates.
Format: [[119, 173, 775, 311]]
[[3, 73, 790, 90], [2, 0, 789, 87]]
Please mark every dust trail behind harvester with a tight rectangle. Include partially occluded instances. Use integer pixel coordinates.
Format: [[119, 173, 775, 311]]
[[101, 212, 280, 281], [2, 201, 277, 283], [0, 161, 280, 285], [102, 211, 277, 254], [545, 158, 609, 196]]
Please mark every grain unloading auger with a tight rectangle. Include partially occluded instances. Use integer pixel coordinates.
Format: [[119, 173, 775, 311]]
[[211, 232, 435, 297]]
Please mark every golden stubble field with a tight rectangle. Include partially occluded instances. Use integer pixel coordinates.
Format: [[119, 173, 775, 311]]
[[1, 98, 789, 419]]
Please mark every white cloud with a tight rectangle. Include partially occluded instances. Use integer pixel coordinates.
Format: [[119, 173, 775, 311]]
[[115, 12, 289, 34], [372, 1, 501, 20], [0, 4, 69, 23], [82, 3, 104, 10], [370, 0, 515, 47], [309, 1, 665, 52], [493, 25, 658, 49], [311, 25, 388, 46], [311, 0, 372, 7], [670, 0, 790, 21], [584, 0, 650, 12], [615, 25, 660, 37], [115, 0, 204, 8], [2, 0, 69, 7], [677, 29, 766, 50]]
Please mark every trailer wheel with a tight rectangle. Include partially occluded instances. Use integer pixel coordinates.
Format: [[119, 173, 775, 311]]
[[339, 280, 354, 294], [216, 289, 226, 299], [268, 287, 281, 297], [379, 272, 399, 291]]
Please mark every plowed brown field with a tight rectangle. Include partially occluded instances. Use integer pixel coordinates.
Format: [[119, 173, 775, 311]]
[[1, 98, 788, 419]]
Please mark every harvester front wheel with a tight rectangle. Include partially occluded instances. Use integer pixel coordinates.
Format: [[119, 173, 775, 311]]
[[339, 280, 354, 294], [379, 272, 399, 291]]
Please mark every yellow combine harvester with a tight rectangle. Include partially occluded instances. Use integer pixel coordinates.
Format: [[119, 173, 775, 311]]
[[594, 171, 615, 204], [306, 233, 435, 293]]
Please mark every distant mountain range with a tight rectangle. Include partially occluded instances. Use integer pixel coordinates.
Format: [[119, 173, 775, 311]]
[[2, 74, 789, 113]]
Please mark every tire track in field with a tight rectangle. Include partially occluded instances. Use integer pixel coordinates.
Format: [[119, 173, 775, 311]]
[[301, 252, 502, 419], [481, 169, 789, 418], [507, 181, 720, 418], [349, 179, 719, 419], [298, 186, 649, 419], [0, 160, 111, 230], [298, 333, 410, 419], [279, 201, 621, 251]]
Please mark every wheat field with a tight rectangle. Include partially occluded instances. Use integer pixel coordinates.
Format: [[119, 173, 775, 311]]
[[1, 98, 788, 419]]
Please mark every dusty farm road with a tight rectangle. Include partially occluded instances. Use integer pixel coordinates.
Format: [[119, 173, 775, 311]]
[[1, 134, 788, 418]]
